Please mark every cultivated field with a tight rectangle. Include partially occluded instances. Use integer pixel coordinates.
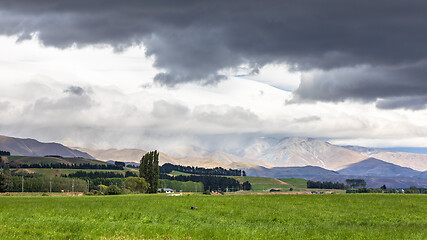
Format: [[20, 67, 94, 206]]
[[0, 194, 425, 239]]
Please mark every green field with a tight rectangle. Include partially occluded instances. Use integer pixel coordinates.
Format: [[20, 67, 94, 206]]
[[232, 176, 292, 191], [279, 178, 308, 189], [0, 194, 425, 239], [169, 170, 193, 176]]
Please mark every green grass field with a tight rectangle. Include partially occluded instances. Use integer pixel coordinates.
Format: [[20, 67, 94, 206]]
[[1, 194, 425, 239], [279, 178, 308, 189], [232, 176, 292, 191], [169, 170, 193, 176]]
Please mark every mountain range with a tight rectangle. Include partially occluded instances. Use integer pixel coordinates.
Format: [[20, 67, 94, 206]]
[[0, 135, 92, 159], [1, 134, 427, 185]]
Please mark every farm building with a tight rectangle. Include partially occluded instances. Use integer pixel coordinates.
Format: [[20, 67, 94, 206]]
[[158, 188, 175, 193]]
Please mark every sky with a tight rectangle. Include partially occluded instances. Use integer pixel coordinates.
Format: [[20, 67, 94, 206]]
[[1, 1, 427, 152]]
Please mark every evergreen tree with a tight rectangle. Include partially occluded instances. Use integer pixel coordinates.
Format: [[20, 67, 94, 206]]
[[139, 150, 159, 193], [0, 172, 11, 192]]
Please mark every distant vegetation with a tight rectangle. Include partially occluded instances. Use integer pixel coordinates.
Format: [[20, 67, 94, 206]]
[[160, 174, 247, 192], [6, 176, 87, 192], [11, 163, 124, 170], [62, 170, 137, 179], [346, 178, 367, 188], [307, 180, 346, 189], [160, 163, 245, 176], [0, 151, 10, 156], [159, 179, 203, 192]]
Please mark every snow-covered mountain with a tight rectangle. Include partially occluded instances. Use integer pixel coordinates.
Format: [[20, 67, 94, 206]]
[[239, 137, 367, 170], [2, 134, 427, 172]]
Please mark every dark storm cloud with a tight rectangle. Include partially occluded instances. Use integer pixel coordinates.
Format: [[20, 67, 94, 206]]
[[290, 62, 427, 109], [2, 1, 427, 108], [376, 96, 427, 111]]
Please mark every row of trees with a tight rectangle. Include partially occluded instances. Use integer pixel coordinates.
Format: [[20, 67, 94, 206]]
[[160, 173, 250, 191], [346, 186, 427, 194], [307, 180, 346, 189], [0, 151, 10, 156], [160, 163, 245, 176], [62, 170, 137, 179], [1, 175, 87, 192], [11, 163, 124, 170], [345, 179, 367, 188]]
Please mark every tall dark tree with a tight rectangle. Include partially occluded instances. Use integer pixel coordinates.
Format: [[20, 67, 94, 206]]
[[0, 172, 11, 192], [345, 179, 367, 188], [139, 150, 159, 193]]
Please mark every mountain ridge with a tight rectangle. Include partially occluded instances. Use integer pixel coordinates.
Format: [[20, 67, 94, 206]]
[[0, 135, 93, 159]]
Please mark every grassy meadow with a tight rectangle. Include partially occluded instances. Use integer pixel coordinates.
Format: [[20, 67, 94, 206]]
[[0, 194, 426, 239]]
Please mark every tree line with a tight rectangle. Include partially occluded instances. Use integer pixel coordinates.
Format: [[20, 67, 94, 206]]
[[345, 179, 367, 188], [160, 163, 245, 176], [307, 180, 346, 189], [346, 186, 427, 194], [159, 173, 251, 191], [11, 163, 124, 170], [1, 175, 87, 192], [0, 151, 10, 156], [62, 170, 137, 179]]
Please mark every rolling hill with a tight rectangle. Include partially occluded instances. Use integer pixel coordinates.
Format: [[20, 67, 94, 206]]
[[0, 135, 93, 159], [338, 158, 425, 178], [244, 165, 339, 179]]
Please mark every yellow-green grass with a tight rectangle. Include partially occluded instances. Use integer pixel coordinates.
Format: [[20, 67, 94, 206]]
[[279, 178, 308, 189], [231, 176, 291, 191], [0, 194, 426, 239], [169, 170, 193, 176]]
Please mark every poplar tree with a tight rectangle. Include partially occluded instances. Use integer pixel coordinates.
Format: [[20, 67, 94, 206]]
[[139, 150, 159, 193]]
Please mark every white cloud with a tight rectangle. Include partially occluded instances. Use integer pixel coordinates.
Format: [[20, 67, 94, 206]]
[[2, 36, 427, 150]]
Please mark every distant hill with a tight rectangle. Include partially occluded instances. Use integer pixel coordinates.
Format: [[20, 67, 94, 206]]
[[4, 156, 107, 166], [0, 135, 93, 159], [245, 165, 339, 179], [167, 145, 270, 166], [342, 145, 427, 171], [75, 147, 261, 169], [338, 158, 424, 178]]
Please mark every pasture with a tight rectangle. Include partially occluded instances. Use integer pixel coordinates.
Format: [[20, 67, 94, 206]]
[[0, 194, 426, 239]]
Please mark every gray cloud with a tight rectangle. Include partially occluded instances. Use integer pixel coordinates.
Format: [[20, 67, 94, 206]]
[[193, 105, 259, 127], [151, 100, 190, 118], [64, 86, 85, 96], [291, 62, 427, 109], [0, 101, 10, 111], [2, 1, 427, 108], [33, 88, 93, 113], [294, 116, 321, 123], [376, 96, 427, 110]]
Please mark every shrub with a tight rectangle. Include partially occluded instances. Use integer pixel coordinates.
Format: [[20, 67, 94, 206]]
[[106, 185, 121, 195]]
